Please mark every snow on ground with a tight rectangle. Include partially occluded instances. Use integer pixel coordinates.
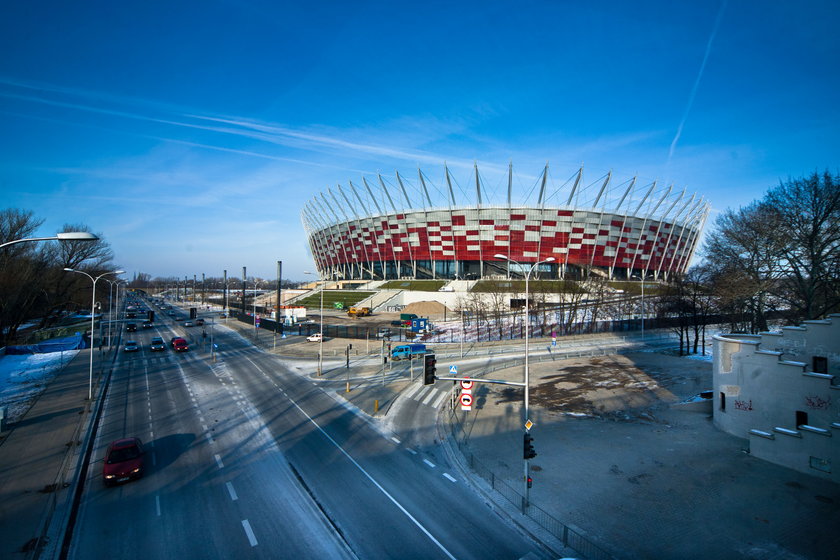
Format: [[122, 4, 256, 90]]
[[0, 350, 79, 424]]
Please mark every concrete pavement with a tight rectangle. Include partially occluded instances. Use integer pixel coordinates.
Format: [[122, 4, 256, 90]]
[[0, 348, 103, 559]]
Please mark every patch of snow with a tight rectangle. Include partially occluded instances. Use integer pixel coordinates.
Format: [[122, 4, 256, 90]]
[[0, 350, 79, 423]]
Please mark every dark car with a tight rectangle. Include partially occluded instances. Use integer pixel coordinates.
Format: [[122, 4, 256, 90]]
[[195, 318, 205, 326], [123, 340, 139, 352], [141, 321, 153, 328], [103, 437, 144, 485], [149, 337, 166, 351], [126, 323, 137, 332]]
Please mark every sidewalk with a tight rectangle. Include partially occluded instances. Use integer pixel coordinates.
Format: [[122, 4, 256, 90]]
[[0, 349, 97, 559]]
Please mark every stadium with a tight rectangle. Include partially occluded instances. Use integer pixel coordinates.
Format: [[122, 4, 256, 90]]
[[301, 164, 709, 282]]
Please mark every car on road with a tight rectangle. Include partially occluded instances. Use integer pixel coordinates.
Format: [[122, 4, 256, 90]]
[[126, 323, 137, 332], [123, 340, 139, 352], [307, 333, 323, 342], [377, 327, 391, 339], [195, 318, 205, 326], [219, 312, 227, 318], [172, 338, 189, 352], [183, 320, 194, 327], [149, 337, 166, 351], [141, 321, 153, 328], [103, 437, 144, 485]]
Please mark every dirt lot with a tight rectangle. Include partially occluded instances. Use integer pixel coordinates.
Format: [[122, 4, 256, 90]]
[[459, 350, 840, 560]]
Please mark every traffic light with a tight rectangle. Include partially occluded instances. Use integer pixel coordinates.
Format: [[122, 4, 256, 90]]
[[527, 476, 533, 489], [423, 353, 436, 385], [523, 432, 537, 460]]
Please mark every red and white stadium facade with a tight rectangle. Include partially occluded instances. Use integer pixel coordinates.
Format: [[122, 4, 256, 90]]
[[301, 164, 709, 281]]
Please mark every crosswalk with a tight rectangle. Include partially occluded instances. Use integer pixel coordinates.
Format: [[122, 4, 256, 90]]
[[402, 382, 450, 409]]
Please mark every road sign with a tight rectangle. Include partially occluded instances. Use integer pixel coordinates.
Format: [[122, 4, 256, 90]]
[[449, 365, 457, 374], [525, 419, 533, 430], [460, 392, 473, 410], [460, 377, 473, 390]]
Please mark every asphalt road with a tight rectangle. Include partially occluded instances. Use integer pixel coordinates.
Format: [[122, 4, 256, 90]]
[[67, 299, 547, 559]]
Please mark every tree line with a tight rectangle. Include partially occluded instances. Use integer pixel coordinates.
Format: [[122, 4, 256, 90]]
[[0, 209, 116, 346]]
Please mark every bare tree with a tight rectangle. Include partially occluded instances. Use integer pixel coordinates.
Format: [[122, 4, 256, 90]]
[[764, 171, 840, 320], [703, 202, 785, 333]]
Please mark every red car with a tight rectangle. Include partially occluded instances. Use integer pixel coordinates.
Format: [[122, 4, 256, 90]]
[[172, 338, 189, 352], [103, 437, 144, 485]]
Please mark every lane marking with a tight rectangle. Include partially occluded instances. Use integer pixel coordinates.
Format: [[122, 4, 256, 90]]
[[390, 436, 401, 445], [421, 389, 438, 406], [226, 481, 238, 501], [155, 495, 161, 516], [404, 383, 424, 400], [443, 473, 457, 483], [423, 459, 436, 468], [241, 519, 258, 547], [214, 454, 224, 469], [432, 391, 448, 409], [406, 448, 417, 455], [280, 387, 456, 560]]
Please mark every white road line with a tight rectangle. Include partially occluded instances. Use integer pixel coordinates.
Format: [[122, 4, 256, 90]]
[[226, 482, 238, 501], [404, 383, 424, 400], [279, 377, 457, 560], [421, 389, 438, 406], [241, 519, 258, 547], [423, 459, 436, 468], [443, 473, 457, 483], [214, 454, 224, 469], [406, 448, 418, 455], [390, 436, 401, 445], [432, 391, 448, 409], [155, 495, 161, 516]]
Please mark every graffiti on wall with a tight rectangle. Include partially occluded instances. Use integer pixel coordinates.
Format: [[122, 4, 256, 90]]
[[805, 395, 832, 410], [734, 399, 753, 411]]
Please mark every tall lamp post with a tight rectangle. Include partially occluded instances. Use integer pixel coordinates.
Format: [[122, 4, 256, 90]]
[[64, 268, 124, 400], [103, 278, 119, 348], [631, 273, 645, 339], [495, 253, 554, 506], [304, 271, 324, 376]]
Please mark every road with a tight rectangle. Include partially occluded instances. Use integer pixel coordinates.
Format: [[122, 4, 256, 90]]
[[67, 298, 547, 559]]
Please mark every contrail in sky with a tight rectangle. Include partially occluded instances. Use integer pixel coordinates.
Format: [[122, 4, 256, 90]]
[[668, 0, 728, 163]]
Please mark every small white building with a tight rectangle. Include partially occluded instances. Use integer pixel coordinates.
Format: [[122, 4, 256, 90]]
[[712, 314, 840, 482]]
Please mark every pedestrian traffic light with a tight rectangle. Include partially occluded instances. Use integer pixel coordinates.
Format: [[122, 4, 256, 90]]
[[527, 476, 533, 489], [523, 432, 536, 459], [423, 353, 436, 385]]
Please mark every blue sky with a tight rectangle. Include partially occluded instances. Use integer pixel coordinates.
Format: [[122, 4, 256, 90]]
[[1, 1, 837, 281]]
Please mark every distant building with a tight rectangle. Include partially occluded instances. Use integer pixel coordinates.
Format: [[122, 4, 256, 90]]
[[302, 164, 709, 282], [712, 315, 840, 482]]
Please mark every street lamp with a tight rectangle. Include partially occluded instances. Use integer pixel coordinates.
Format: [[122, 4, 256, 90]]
[[64, 267, 124, 400], [304, 271, 324, 376], [494, 253, 554, 505], [103, 278, 119, 349], [631, 274, 646, 339], [0, 231, 98, 249]]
